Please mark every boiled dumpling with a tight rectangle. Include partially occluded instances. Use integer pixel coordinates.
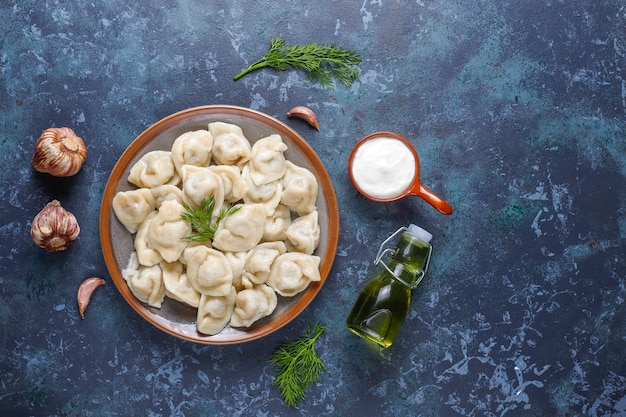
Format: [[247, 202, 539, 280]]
[[212, 203, 266, 252], [171, 130, 213, 175], [244, 241, 287, 285], [225, 251, 247, 291], [263, 204, 292, 242], [240, 272, 256, 290], [196, 286, 236, 335], [160, 260, 200, 308], [266, 252, 321, 297], [242, 164, 282, 215], [134, 211, 163, 266], [122, 252, 166, 308], [242, 164, 279, 202], [147, 199, 191, 263], [248, 134, 287, 185], [112, 188, 156, 234], [210, 165, 248, 203], [128, 150, 179, 188], [184, 245, 234, 296], [180, 164, 225, 211], [209, 122, 251, 166], [281, 161, 318, 216], [230, 284, 278, 328], [286, 210, 320, 255], [150, 184, 183, 208]]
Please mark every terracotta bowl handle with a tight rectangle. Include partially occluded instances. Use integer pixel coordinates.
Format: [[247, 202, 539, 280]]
[[406, 181, 453, 215]]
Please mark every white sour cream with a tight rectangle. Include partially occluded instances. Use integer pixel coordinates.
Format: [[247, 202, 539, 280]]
[[351, 136, 416, 199]]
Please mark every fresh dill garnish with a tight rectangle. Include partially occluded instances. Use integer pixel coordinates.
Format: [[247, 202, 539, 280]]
[[233, 38, 362, 88], [269, 323, 327, 408], [180, 196, 240, 242]]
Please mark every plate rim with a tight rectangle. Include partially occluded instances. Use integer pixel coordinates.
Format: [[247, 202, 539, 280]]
[[99, 104, 339, 344]]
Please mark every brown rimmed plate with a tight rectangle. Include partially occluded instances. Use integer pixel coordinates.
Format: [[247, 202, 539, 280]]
[[99, 105, 339, 344]]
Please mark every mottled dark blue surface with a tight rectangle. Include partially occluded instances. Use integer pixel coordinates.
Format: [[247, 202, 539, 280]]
[[1, 1, 625, 416]]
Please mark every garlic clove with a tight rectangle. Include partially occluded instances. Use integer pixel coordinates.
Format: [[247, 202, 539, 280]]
[[32, 127, 88, 177], [77, 277, 105, 319], [287, 106, 320, 130], [30, 200, 80, 252]]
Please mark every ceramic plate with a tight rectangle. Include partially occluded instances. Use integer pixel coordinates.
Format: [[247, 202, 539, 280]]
[[100, 105, 339, 344]]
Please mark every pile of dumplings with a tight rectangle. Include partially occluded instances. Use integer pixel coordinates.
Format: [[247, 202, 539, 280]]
[[111, 121, 321, 335]]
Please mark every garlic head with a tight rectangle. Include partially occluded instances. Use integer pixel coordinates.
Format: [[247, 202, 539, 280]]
[[30, 200, 80, 252], [32, 127, 88, 177]]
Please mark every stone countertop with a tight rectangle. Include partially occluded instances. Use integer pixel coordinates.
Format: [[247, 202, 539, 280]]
[[1, 1, 625, 416]]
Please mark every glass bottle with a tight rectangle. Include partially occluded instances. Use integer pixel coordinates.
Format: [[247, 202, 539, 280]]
[[346, 224, 433, 348]]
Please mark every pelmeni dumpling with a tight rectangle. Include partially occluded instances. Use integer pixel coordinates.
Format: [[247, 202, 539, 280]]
[[267, 252, 321, 297], [230, 284, 278, 328], [134, 211, 163, 266], [240, 272, 256, 290], [122, 252, 166, 308], [112, 188, 156, 234], [286, 210, 320, 255], [128, 150, 179, 188], [248, 134, 287, 186], [171, 130, 213, 175], [210, 165, 248, 203], [184, 246, 233, 296], [209, 122, 251, 166], [147, 199, 191, 263], [242, 164, 282, 215], [244, 241, 287, 285], [212, 203, 266, 252], [150, 184, 183, 208], [180, 165, 225, 210], [196, 286, 236, 335], [161, 260, 200, 308], [225, 251, 247, 291], [263, 204, 292, 242], [281, 161, 319, 216]]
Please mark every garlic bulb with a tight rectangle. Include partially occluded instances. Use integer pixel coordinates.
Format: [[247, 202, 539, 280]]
[[32, 127, 87, 177], [30, 200, 80, 252]]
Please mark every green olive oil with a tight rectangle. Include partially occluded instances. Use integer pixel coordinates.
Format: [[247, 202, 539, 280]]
[[346, 225, 432, 348]]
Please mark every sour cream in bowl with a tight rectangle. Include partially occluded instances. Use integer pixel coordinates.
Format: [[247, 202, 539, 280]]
[[348, 131, 453, 215]]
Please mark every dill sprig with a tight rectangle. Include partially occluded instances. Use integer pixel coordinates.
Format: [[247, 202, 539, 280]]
[[269, 323, 327, 408], [233, 38, 362, 88], [180, 196, 239, 242]]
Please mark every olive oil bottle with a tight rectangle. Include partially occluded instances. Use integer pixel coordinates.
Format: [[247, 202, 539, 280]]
[[346, 224, 433, 348]]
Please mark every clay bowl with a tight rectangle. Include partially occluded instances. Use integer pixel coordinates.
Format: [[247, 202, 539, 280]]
[[100, 105, 339, 344], [348, 131, 452, 215]]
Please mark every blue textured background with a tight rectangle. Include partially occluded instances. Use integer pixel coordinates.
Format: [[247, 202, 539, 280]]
[[1, 1, 625, 416]]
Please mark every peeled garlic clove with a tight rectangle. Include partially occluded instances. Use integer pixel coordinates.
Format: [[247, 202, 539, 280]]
[[77, 277, 105, 319], [287, 106, 320, 130], [30, 200, 80, 252], [32, 127, 88, 177]]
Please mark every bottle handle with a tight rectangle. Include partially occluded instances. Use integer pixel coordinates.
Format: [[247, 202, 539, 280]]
[[374, 227, 414, 288], [374, 227, 406, 265]]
